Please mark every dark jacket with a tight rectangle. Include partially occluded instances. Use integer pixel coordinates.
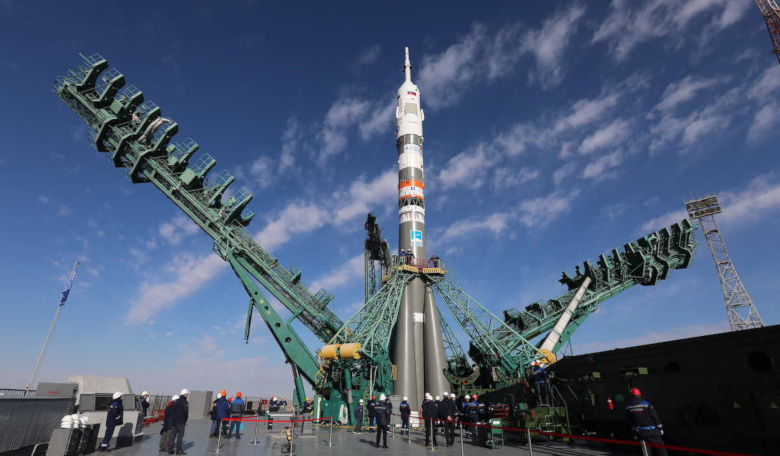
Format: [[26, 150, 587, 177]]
[[214, 397, 230, 419], [162, 400, 174, 432], [355, 404, 364, 418], [422, 400, 438, 420], [106, 399, 124, 427], [367, 399, 377, 417], [302, 400, 313, 414], [269, 399, 280, 412], [170, 396, 189, 426], [230, 398, 245, 416], [374, 400, 391, 425], [439, 398, 457, 420], [399, 401, 411, 417], [141, 398, 150, 417], [625, 396, 663, 436]]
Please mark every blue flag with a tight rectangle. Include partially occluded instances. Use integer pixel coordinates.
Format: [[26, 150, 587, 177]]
[[59, 273, 76, 306]]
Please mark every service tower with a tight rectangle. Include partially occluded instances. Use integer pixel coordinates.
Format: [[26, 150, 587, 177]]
[[392, 47, 449, 409]]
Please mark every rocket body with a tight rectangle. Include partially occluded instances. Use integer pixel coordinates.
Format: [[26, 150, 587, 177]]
[[392, 48, 449, 410]]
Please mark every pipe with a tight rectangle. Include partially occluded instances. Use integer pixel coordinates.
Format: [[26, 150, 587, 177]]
[[539, 277, 592, 355]]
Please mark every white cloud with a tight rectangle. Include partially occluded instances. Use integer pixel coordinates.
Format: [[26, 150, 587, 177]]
[[517, 191, 579, 229], [638, 173, 780, 233], [748, 102, 780, 142], [650, 76, 723, 115], [553, 93, 621, 133], [579, 119, 629, 154], [352, 44, 381, 72], [126, 253, 227, 323], [358, 101, 394, 141], [492, 167, 540, 191], [317, 98, 370, 164], [553, 161, 577, 186], [439, 212, 513, 244], [582, 150, 622, 180], [593, 0, 749, 61], [333, 169, 396, 225], [57, 205, 73, 217], [747, 67, 780, 100], [437, 144, 496, 191], [601, 203, 627, 222], [159, 215, 200, 245], [308, 254, 364, 292], [254, 203, 329, 252], [38, 195, 51, 204], [520, 4, 587, 87]]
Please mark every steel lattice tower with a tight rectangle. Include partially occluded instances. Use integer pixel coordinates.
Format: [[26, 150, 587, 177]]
[[755, 0, 780, 64], [685, 195, 765, 331]]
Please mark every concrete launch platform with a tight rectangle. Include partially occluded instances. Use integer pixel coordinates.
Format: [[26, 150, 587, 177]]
[[111, 419, 638, 456]]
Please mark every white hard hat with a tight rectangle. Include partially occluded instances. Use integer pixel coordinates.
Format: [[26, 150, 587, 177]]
[[359, 399, 364, 403], [180, 389, 189, 395], [435, 395, 441, 401], [442, 392, 449, 397], [112, 392, 123, 400], [425, 393, 432, 400], [464, 395, 470, 400], [141, 391, 149, 396], [450, 393, 456, 398], [379, 394, 386, 401], [272, 396, 277, 400], [403, 396, 408, 401], [172, 395, 180, 401]]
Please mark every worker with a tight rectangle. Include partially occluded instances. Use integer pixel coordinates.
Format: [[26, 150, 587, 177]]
[[228, 392, 245, 439], [169, 389, 189, 455], [399, 249, 406, 265], [269, 396, 280, 412], [140, 391, 150, 418], [431, 255, 440, 268], [367, 395, 377, 432], [625, 388, 668, 456], [467, 395, 479, 442], [476, 395, 487, 422], [422, 393, 438, 447], [441, 393, 458, 446], [98, 392, 124, 452], [374, 394, 391, 448], [407, 250, 415, 265], [353, 399, 364, 434], [160, 395, 178, 452], [301, 397, 313, 422], [531, 361, 551, 405], [399, 396, 411, 435], [210, 390, 229, 437], [279, 397, 288, 411]]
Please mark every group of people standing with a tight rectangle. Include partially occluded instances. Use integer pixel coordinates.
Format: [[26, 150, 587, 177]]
[[209, 390, 245, 439], [158, 389, 190, 454]]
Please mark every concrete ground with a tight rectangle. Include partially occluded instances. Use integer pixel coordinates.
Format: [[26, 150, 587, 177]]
[[108, 418, 638, 456]]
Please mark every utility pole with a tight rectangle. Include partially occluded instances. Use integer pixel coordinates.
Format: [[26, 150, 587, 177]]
[[25, 262, 80, 394], [685, 196, 764, 331]]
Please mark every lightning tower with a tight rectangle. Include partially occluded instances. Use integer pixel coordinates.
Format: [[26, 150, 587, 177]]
[[685, 195, 764, 330], [755, 0, 780, 64]]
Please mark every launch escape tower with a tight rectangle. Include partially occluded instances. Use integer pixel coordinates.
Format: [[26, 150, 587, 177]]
[[685, 196, 765, 331], [54, 51, 697, 424]]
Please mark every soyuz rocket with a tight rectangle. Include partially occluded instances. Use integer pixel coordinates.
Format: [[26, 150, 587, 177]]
[[392, 47, 449, 409]]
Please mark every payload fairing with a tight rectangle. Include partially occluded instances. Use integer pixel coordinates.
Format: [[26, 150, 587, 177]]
[[392, 48, 449, 409]]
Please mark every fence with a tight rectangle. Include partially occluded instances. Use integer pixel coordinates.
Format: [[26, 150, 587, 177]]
[[0, 397, 75, 452], [0, 388, 36, 396]]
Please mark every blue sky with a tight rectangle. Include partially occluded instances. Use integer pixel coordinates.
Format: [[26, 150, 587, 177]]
[[1, 0, 779, 399]]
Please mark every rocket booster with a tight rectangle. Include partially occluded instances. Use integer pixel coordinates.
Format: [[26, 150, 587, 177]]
[[392, 47, 448, 410]]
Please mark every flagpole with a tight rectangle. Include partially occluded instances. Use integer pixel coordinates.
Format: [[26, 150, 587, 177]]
[[25, 262, 80, 395]]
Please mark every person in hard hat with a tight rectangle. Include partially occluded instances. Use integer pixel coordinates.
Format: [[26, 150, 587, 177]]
[[374, 394, 391, 448], [98, 392, 124, 452], [169, 389, 189, 454], [625, 388, 667, 456], [301, 397, 313, 425], [161, 395, 178, 453], [422, 393, 438, 447], [269, 396, 280, 413], [140, 391, 150, 418], [279, 397, 288, 411], [353, 399, 364, 434], [399, 397, 411, 435], [441, 393, 458, 446], [211, 390, 230, 437], [228, 392, 245, 439], [467, 395, 479, 442], [367, 395, 377, 432]]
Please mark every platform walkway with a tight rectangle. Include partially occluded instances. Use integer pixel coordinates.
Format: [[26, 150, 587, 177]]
[[111, 418, 638, 456]]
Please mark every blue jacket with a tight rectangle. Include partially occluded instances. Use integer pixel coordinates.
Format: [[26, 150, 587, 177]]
[[214, 397, 231, 419], [106, 399, 124, 427], [163, 400, 174, 431], [355, 404, 364, 417], [230, 398, 245, 416]]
